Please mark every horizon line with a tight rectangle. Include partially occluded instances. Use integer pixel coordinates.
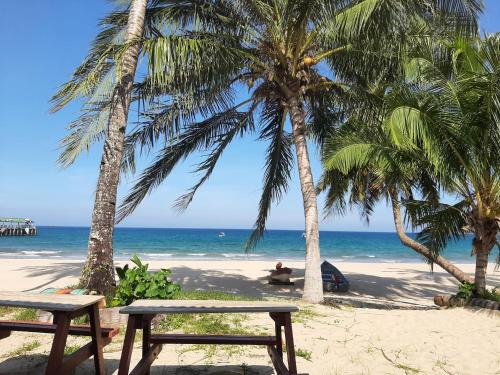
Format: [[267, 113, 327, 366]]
[[34, 225, 407, 234]]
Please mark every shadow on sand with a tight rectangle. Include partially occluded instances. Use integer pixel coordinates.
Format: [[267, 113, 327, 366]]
[[18, 261, 500, 306], [0, 356, 273, 375]]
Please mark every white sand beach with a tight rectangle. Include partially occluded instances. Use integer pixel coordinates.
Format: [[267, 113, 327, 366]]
[[0, 258, 498, 374], [2, 258, 498, 306]]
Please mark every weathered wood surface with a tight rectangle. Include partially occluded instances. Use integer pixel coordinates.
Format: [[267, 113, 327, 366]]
[[120, 300, 299, 314], [0, 291, 104, 311], [0, 320, 119, 338], [150, 334, 277, 346]]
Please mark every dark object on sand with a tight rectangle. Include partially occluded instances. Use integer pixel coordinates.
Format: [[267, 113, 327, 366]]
[[269, 262, 294, 285], [321, 260, 350, 292]]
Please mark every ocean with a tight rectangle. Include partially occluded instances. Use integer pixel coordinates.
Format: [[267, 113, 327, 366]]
[[0, 226, 476, 263]]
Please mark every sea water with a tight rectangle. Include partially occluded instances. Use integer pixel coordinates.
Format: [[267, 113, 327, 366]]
[[0, 226, 477, 263]]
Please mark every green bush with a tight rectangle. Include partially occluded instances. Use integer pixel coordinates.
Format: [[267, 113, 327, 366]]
[[457, 282, 500, 302], [483, 288, 500, 302], [112, 255, 180, 306], [457, 281, 475, 299]]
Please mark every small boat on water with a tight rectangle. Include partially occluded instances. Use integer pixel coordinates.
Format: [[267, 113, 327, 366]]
[[321, 260, 350, 292], [218, 231, 225, 238]]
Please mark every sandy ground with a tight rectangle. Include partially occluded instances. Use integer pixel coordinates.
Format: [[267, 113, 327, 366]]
[[0, 258, 498, 374], [1, 258, 498, 305]]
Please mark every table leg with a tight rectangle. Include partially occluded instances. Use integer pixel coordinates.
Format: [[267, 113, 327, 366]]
[[89, 303, 106, 375], [118, 314, 138, 375], [45, 312, 70, 375], [142, 316, 152, 375], [283, 312, 298, 375], [270, 312, 283, 358]]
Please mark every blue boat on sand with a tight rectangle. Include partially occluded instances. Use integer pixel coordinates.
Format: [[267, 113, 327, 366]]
[[321, 260, 350, 292]]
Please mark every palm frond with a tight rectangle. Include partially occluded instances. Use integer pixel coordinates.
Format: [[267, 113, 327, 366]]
[[247, 101, 293, 249], [117, 105, 254, 221], [404, 199, 469, 256]]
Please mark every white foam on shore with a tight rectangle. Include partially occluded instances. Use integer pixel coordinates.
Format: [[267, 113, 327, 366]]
[[140, 253, 174, 257], [20, 250, 61, 256]]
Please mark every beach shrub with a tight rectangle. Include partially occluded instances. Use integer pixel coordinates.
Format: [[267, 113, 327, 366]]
[[457, 281, 475, 299], [483, 288, 500, 302], [112, 255, 180, 306], [457, 282, 500, 302]]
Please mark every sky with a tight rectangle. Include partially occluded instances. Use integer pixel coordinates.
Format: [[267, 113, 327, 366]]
[[0, 1, 499, 231]]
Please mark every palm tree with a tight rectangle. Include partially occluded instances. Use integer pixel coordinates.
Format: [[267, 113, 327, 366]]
[[51, 0, 148, 294], [319, 104, 472, 283], [51, 0, 480, 299], [112, 1, 480, 303], [322, 34, 500, 295]]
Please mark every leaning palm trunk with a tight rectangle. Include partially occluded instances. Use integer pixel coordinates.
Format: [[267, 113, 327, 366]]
[[80, 0, 147, 294], [390, 191, 471, 283], [471, 215, 498, 295], [289, 96, 323, 303]]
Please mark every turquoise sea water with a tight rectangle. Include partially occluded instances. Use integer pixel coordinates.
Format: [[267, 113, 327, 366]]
[[0, 226, 476, 263]]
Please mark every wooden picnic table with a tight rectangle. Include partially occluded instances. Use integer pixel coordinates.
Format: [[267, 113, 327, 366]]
[[118, 300, 306, 375], [0, 291, 119, 375]]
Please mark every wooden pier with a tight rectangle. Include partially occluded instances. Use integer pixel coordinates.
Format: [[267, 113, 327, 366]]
[[0, 218, 37, 237]]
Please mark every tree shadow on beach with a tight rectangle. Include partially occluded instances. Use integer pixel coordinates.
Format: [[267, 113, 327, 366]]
[[19, 262, 83, 292], [168, 266, 305, 299], [0, 356, 274, 375], [338, 267, 500, 306], [17, 261, 499, 307]]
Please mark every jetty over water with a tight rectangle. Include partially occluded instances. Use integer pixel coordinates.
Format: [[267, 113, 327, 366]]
[[0, 218, 37, 236]]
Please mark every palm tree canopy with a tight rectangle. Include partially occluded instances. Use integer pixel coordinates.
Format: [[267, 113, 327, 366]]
[[52, 0, 482, 246], [321, 33, 500, 261]]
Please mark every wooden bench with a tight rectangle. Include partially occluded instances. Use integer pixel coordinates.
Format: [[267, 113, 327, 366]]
[[0, 291, 118, 375], [118, 300, 306, 375]]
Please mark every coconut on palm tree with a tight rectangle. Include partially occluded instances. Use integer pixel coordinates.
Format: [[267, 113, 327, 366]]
[[321, 34, 500, 295]]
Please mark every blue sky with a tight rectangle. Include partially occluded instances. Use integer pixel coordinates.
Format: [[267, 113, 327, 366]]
[[1, 1, 499, 231]]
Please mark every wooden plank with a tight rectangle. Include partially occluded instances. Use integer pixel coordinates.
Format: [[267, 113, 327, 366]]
[[118, 315, 138, 375], [283, 313, 298, 375], [268, 346, 289, 375], [89, 303, 105, 375], [0, 320, 119, 338], [272, 315, 283, 358], [120, 300, 299, 314], [129, 344, 162, 375], [150, 334, 277, 346], [0, 291, 104, 312], [142, 316, 152, 375], [45, 312, 70, 375], [60, 338, 112, 374], [0, 330, 11, 339]]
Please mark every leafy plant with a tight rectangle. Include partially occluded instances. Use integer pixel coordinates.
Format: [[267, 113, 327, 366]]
[[112, 255, 180, 306], [457, 282, 476, 300], [483, 288, 500, 302]]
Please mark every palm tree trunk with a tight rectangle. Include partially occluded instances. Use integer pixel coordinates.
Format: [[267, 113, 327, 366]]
[[288, 96, 323, 303], [471, 217, 497, 295], [390, 191, 471, 283], [473, 244, 489, 295], [80, 0, 147, 295]]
